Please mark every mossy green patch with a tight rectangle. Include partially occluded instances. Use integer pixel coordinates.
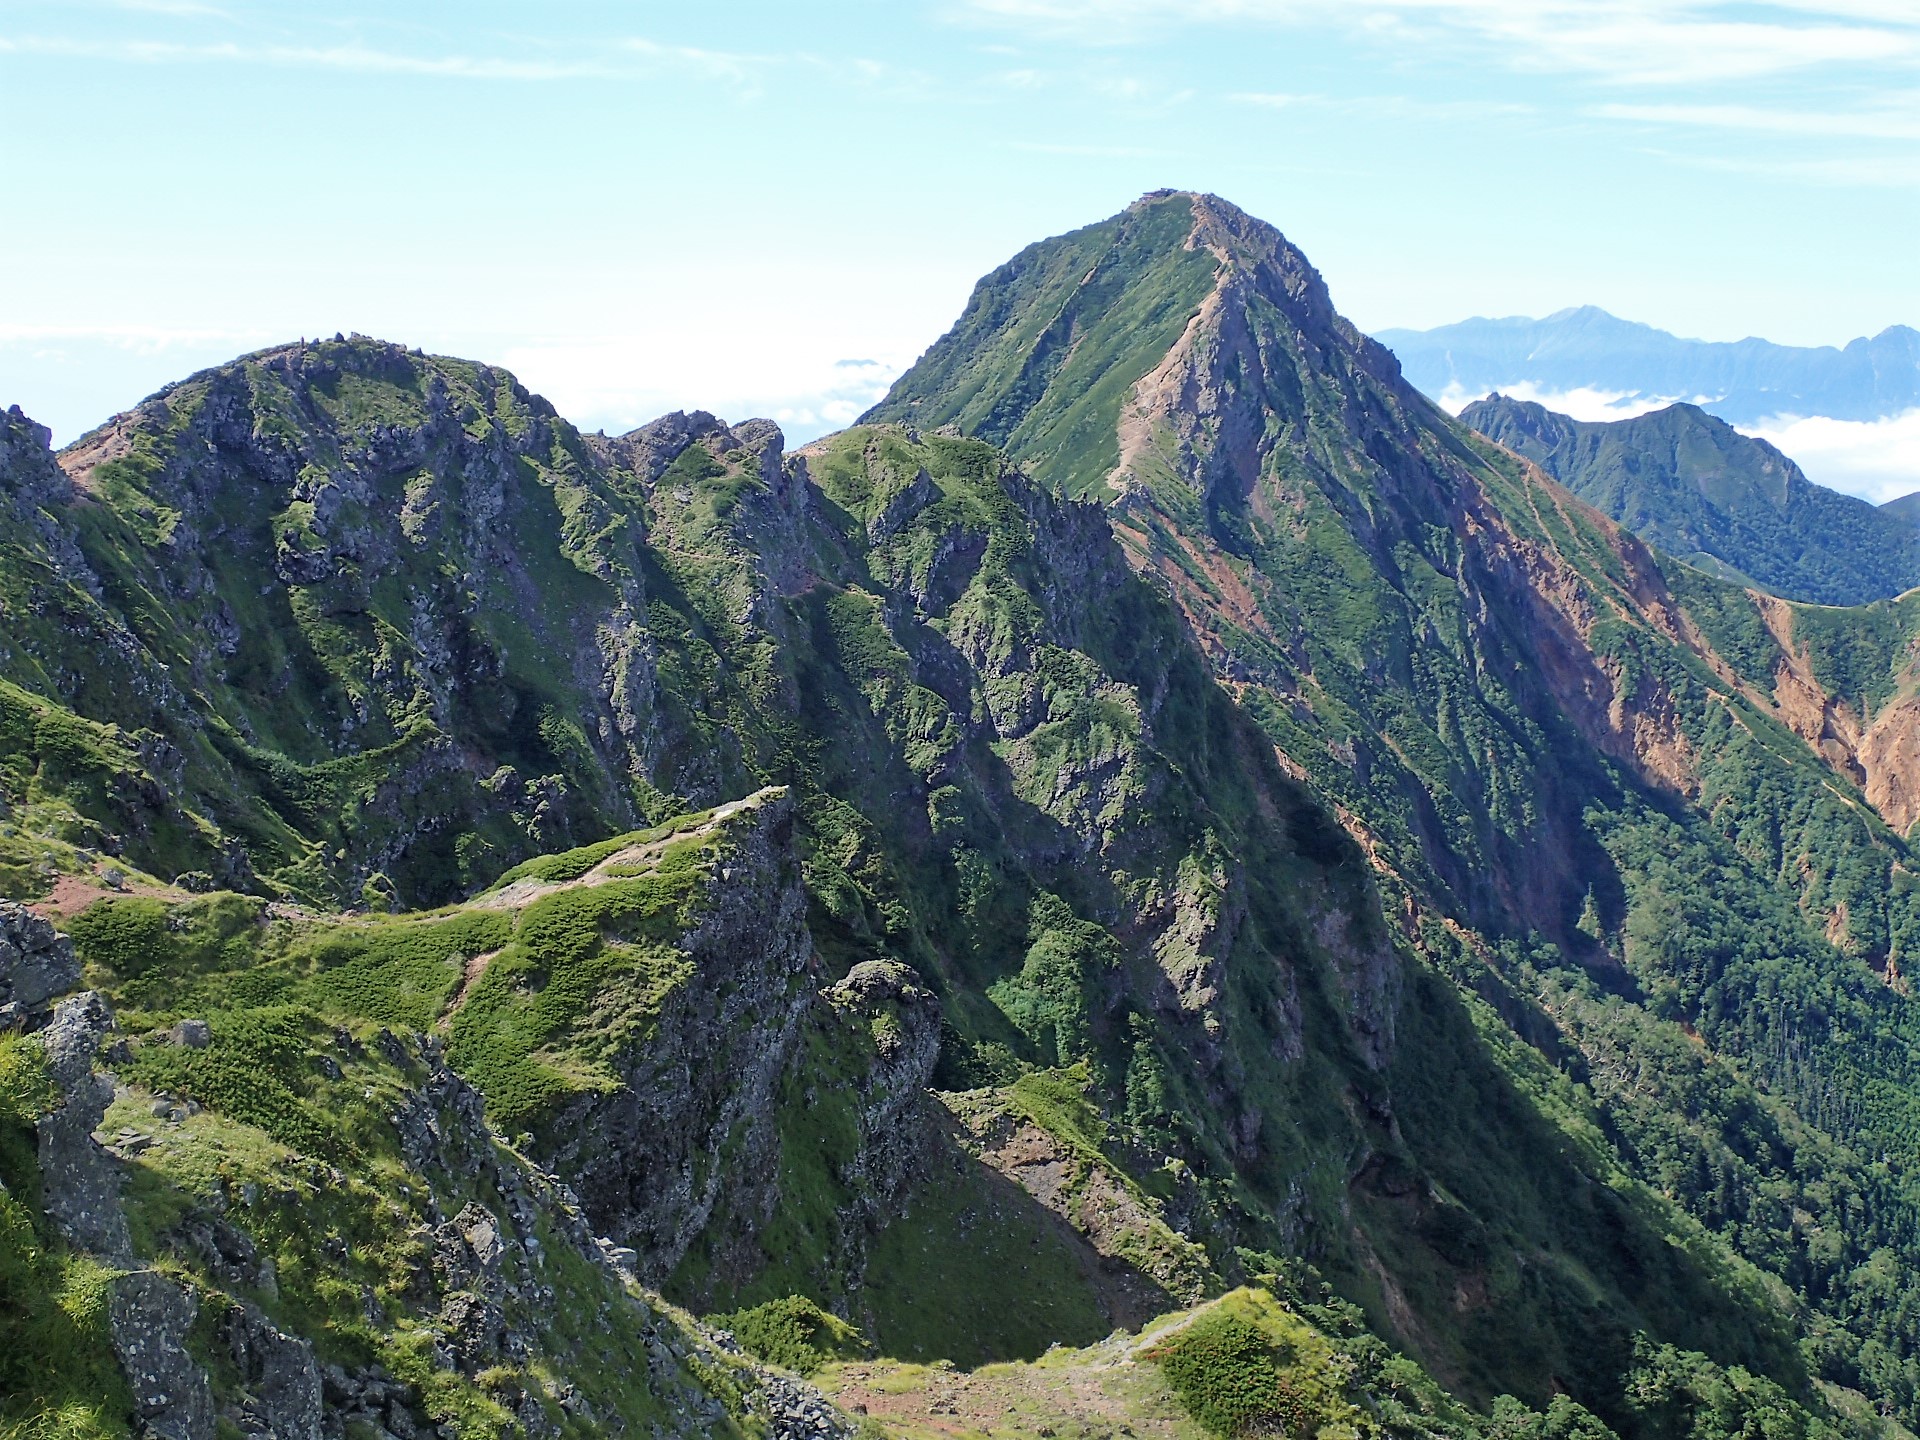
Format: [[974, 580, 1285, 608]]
[[449, 842, 715, 1130]]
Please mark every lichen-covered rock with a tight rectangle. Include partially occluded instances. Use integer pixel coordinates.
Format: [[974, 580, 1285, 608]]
[[35, 990, 131, 1257], [0, 898, 81, 1030], [108, 1269, 216, 1440]]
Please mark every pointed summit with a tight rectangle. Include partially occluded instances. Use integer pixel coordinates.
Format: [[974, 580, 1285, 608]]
[[866, 190, 1396, 499]]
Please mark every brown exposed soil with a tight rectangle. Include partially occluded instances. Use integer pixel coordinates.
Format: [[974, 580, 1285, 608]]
[[1856, 692, 1920, 835], [1747, 594, 1920, 835], [28, 873, 147, 921], [441, 949, 503, 1023]]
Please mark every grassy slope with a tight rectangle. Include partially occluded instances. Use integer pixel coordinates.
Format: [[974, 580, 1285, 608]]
[[868, 190, 1920, 1432], [816, 1282, 1864, 1440], [863, 191, 1217, 496], [8, 802, 810, 1438]]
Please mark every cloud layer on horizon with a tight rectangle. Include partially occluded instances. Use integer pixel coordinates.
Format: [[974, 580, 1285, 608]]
[[1436, 382, 1920, 504]]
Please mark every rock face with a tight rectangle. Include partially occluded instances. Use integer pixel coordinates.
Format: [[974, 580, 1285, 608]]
[[816, 959, 944, 1273], [537, 791, 811, 1279], [107, 1271, 216, 1440], [216, 1302, 323, 1440], [0, 931, 219, 1440], [2, 341, 693, 906], [0, 898, 80, 1029], [35, 989, 132, 1258], [529, 790, 906, 1298]]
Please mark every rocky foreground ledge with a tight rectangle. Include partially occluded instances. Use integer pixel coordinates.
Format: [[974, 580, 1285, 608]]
[[0, 896, 860, 1439]]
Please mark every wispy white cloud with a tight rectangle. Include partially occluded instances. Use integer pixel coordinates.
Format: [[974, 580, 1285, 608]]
[[957, 0, 1920, 85], [109, 0, 229, 16], [1445, 383, 1920, 501], [496, 338, 910, 447], [1233, 89, 1534, 119], [1644, 146, 1920, 187], [0, 32, 732, 80], [1009, 139, 1173, 156], [1595, 99, 1920, 140], [1439, 381, 1688, 422], [0, 322, 275, 349], [0, 29, 906, 92]]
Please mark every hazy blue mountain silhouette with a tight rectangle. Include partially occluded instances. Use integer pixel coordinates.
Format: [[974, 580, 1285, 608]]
[[1379, 306, 1920, 425]]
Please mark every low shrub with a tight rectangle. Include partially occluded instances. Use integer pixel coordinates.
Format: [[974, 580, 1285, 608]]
[[716, 1295, 871, 1376], [1148, 1311, 1304, 1437]]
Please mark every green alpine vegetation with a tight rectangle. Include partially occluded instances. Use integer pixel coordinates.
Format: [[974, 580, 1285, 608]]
[[872, 189, 1920, 1434], [1459, 394, 1920, 605], [7, 191, 1920, 1440]]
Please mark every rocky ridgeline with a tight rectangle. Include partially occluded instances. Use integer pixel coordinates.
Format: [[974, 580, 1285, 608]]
[[535, 788, 945, 1313], [1, 897, 859, 1439]]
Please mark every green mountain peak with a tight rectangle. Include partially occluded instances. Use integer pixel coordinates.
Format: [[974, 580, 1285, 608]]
[[1462, 391, 1920, 604], [867, 190, 1397, 505]]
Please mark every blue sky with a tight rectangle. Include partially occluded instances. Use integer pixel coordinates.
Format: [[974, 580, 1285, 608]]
[[3, 0, 1916, 478]]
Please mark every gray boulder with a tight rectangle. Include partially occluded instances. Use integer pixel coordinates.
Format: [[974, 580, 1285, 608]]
[[0, 898, 80, 1030], [35, 991, 130, 1257], [108, 1269, 215, 1440]]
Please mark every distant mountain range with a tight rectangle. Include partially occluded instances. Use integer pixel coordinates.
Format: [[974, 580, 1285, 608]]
[[1461, 394, 1920, 605], [1379, 306, 1920, 426]]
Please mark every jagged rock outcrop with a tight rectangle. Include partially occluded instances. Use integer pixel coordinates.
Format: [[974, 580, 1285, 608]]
[[35, 988, 132, 1258], [108, 1270, 216, 1440], [0, 898, 79, 1029], [537, 789, 812, 1283], [2, 341, 699, 905], [1, 930, 219, 1440], [818, 959, 944, 1263]]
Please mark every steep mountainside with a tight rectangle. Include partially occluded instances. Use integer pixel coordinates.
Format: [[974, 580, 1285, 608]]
[[1459, 394, 1920, 604], [10, 193, 1920, 1440], [874, 188, 1920, 1431], [0, 351, 678, 910], [1377, 306, 1920, 425], [0, 328, 1873, 1440]]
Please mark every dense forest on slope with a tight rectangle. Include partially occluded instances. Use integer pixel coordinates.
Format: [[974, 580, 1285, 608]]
[[1458, 395, 1920, 605], [5, 192, 1920, 1439]]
